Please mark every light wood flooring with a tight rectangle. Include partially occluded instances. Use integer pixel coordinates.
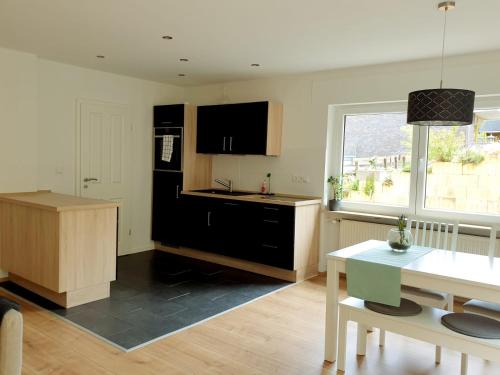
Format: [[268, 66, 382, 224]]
[[3, 276, 500, 374]]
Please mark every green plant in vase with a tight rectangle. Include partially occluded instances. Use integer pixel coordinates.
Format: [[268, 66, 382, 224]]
[[387, 214, 414, 252]]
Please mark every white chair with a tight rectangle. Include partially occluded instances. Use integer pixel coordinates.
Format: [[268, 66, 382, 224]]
[[460, 225, 500, 375], [378, 217, 459, 364]]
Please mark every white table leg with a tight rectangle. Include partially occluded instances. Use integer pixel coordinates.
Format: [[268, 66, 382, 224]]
[[379, 329, 386, 347], [324, 258, 340, 362], [460, 353, 468, 375], [357, 323, 367, 356], [337, 307, 348, 372]]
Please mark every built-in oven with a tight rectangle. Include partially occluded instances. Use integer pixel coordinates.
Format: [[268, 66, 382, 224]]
[[154, 127, 183, 172]]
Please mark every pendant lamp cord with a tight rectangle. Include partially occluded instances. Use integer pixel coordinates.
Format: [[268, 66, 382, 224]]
[[439, 6, 448, 89]]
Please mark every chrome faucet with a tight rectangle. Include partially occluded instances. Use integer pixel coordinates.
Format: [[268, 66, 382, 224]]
[[214, 178, 233, 192]]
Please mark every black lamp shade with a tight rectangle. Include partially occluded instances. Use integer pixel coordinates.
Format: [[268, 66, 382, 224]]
[[407, 88, 475, 126]]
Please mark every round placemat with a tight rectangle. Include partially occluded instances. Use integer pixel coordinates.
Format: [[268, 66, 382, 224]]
[[364, 298, 422, 316], [441, 313, 500, 339]]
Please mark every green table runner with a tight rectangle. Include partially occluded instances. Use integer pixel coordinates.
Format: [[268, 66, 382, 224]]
[[346, 245, 433, 307]]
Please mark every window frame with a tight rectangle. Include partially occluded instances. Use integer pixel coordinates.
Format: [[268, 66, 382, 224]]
[[330, 97, 500, 226]]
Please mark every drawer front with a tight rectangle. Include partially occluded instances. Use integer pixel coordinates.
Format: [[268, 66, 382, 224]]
[[251, 204, 295, 270]]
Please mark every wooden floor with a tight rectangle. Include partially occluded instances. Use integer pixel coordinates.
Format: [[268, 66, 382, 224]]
[[4, 276, 500, 375]]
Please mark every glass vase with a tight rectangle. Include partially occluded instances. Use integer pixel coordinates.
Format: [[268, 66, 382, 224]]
[[387, 228, 413, 252]]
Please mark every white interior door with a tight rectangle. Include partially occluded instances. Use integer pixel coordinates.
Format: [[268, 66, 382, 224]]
[[79, 100, 130, 255]]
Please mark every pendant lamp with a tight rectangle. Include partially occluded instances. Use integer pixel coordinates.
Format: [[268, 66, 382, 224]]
[[407, 1, 475, 126]]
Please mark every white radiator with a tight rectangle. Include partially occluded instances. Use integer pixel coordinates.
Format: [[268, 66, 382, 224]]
[[339, 219, 499, 256]]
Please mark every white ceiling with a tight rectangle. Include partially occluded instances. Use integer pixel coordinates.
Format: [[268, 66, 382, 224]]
[[1, 0, 499, 86]]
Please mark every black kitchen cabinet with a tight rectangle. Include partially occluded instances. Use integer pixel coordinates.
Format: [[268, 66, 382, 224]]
[[154, 104, 185, 127], [246, 204, 295, 269], [179, 196, 219, 252], [179, 195, 295, 270], [196, 101, 282, 156], [151, 171, 183, 246], [216, 200, 255, 258], [196, 105, 226, 154]]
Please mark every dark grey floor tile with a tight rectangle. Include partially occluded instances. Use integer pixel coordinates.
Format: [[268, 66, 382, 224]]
[[68, 310, 132, 337], [107, 327, 162, 349], [2, 249, 291, 351]]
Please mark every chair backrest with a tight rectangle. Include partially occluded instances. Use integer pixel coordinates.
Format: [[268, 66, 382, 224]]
[[488, 225, 500, 258], [406, 217, 459, 251]]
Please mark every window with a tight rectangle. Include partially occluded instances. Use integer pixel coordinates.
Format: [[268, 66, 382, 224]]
[[342, 113, 413, 207], [331, 99, 500, 224]]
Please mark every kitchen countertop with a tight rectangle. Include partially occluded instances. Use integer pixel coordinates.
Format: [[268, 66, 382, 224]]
[[0, 191, 119, 212], [182, 190, 322, 207]]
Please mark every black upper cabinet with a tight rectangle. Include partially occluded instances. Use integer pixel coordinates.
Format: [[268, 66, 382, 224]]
[[151, 171, 183, 246], [154, 104, 184, 127], [196, 105, 226, 153], [196, 101, 282, 156]]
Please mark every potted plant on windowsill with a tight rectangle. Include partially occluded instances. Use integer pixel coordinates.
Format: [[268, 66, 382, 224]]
[[327, 176, 343, 211]]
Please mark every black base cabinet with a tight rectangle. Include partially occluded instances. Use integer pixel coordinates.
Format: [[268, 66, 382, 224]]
[[179, 195, 295, 270], [151, 171, 183, 246]]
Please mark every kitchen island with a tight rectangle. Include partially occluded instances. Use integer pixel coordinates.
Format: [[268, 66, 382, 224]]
[[0, 191, 118, 307]]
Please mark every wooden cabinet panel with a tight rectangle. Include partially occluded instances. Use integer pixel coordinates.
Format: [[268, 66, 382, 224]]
[[59, 208, 117, 291], [0, 202, 60, 291]]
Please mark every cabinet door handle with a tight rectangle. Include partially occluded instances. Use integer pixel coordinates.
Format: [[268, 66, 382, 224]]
[[262, 243, 279, 249], [207, 211, 211, 227], [263, 219, 279, 224], [161, 121, 173, 124], [223, 137, 226, 151], [229, 136, 233, 151], [263, 206, 280, 211], [176, 185, 179, 199], [224, 202, 239, 206]]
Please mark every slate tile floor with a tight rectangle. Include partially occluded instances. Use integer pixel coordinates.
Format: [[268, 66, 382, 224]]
[[0, 251, 290, 350]]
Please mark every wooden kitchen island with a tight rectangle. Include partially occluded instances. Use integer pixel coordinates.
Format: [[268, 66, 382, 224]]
[[0, 191, 118, 308]]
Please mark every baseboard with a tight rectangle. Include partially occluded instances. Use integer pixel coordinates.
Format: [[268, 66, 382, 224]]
[[156, 243, 298, 282], [118, 244, 155, 256]]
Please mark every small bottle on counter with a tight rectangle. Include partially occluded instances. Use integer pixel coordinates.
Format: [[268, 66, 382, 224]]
[[260, 180, 268, 194]]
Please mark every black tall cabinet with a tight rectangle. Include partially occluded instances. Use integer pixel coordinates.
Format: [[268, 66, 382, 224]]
[[151, 104, 185, 246]]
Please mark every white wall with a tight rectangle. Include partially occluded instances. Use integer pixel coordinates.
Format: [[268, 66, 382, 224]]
[[37, 59, 184, 254], [0, 47, 38, 193], [186, 51, 500, 198], [185, 50, 500, 269], [0, 46, 185, 258]]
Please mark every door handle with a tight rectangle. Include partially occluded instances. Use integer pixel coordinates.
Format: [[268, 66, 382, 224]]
[[176, 185, 179, 199], [207, 211, 211, 227], [223, 137, 226, 151], [229, 137, 233, 151], [83, 177, 98, 182]]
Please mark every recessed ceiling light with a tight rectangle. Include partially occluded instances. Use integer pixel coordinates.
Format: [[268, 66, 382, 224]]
[[251, 63, 260, 67], [179, 58, 189, 62], [96, 55, 105, 59], [178, 73, 186, 77], [162, 35, 173, 40]]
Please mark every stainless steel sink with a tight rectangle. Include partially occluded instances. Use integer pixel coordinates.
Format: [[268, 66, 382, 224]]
[[192, 189, 253, 196]]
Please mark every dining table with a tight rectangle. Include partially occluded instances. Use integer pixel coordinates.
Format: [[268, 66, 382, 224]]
[[324, 239, 500, 362]]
